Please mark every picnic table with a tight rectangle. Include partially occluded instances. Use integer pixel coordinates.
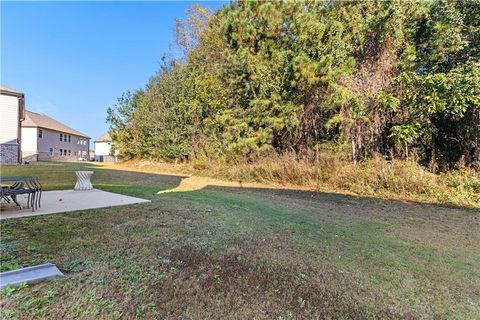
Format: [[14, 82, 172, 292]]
[[0, 176, 42, 212]]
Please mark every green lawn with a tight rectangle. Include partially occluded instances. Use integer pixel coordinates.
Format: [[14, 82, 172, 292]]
[[1, 162, 479, 319]]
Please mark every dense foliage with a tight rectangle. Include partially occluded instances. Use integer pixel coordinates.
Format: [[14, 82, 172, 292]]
[[107, 0, 480, 171]]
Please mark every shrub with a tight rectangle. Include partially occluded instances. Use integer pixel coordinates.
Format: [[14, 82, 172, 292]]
[[186, 151, 479, 207]]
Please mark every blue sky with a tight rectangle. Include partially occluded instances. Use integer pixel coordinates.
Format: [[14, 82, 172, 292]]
[[1, 1, 226, 143]]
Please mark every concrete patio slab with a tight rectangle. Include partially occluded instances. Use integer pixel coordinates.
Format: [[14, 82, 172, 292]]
[[0, 263, 64, 288], [0, 189, 150, 220]]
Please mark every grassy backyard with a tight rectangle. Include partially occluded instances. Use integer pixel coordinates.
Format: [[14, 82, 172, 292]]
[[1, 162, 479, 319]]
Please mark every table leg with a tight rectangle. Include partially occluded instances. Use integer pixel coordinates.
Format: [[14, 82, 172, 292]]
[[11, 195, 22, 209]]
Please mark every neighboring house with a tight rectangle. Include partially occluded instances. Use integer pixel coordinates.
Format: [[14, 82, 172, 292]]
[[89, 150, 95, 161], [0, 86, 25, 164], [93, 132, 118, 162], [21, 111, 90, 161]]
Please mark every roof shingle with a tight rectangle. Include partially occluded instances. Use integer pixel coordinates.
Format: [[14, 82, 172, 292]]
[[22, 111, 90, 138], [94, 132, 111, 142]]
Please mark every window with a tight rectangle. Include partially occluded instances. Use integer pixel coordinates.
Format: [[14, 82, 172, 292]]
[[68, 150, 71, 156], [68, 135, 71, 143], [63, 149, 67, 156], [64, 134, 67, 142], [38, 129, 43, 138], [60, 134, 63, 141], [49, 148, 53, 156], [59, 148, 63, 156]]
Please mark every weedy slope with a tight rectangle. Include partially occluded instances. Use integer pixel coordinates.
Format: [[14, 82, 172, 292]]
[[1, 162, 479, 319]]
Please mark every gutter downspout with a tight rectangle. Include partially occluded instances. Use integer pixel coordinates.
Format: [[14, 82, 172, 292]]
[[18, 94, 25, 164]]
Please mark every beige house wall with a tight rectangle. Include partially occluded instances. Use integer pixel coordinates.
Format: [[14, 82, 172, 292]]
[[0, 94, 19, 145], [21, 127, 37, 153]]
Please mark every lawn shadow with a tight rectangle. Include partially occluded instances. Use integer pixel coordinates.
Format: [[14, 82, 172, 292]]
[[2, 161, 477, 215], [89, 165, 478, 217]]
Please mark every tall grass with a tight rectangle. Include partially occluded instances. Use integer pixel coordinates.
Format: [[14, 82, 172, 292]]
[[123, 150, 480, 208], [185, 150, 480, 207]]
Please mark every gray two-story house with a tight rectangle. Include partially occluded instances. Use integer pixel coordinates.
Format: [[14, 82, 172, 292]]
[[21, 111, 90, 161]]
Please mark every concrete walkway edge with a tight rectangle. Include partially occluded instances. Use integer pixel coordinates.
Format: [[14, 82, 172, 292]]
[[0, 189, 150, 220]]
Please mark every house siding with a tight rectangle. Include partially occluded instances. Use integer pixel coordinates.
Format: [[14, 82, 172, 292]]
[[0, 93, 21, 163], [94, 141, 117, 162], [94, 141, 111, 156], [21, 127, 38, 161], [0, 94, 19, 145], [21, 127, 90, 161]]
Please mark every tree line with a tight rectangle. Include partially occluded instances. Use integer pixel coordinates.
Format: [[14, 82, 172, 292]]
[[107, 0, 479, 171]]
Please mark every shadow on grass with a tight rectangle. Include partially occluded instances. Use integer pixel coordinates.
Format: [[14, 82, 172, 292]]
[[2, 161, 477, 213]]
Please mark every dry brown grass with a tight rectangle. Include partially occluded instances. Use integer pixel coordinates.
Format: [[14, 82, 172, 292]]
[[126, 150, 480, 208]]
